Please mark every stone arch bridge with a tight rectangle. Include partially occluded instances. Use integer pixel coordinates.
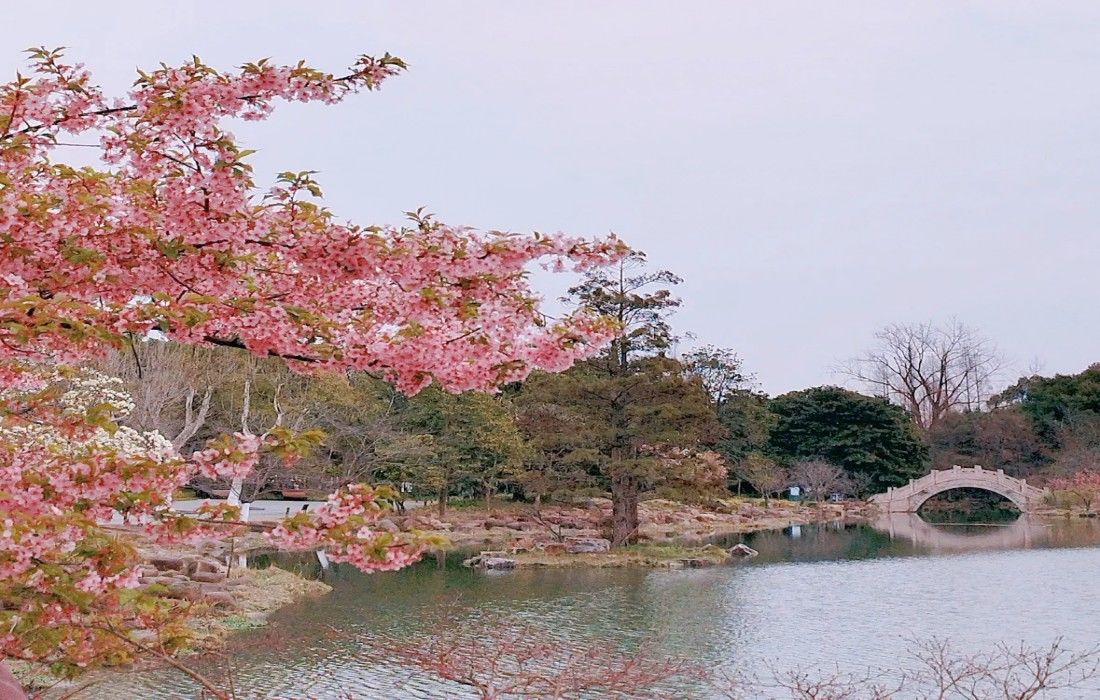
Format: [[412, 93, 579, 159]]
[[868, 465, 1048, 513]]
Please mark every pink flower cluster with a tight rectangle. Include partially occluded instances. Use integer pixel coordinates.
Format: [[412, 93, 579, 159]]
[[268, 484, 427, 571], [190, 433, 263, 480]]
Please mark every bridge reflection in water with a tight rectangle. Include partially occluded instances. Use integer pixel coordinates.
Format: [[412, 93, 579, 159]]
[[871, 512, 1048, 552]]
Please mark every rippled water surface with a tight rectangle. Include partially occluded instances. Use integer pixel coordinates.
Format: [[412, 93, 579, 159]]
[[81, 516, 1100, 698]]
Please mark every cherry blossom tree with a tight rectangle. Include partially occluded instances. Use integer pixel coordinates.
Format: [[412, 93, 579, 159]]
[[1048, 470, 1100, 513], [0, 47, 626, 681]]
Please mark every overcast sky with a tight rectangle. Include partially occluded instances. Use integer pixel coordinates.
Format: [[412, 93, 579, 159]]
[[4, 2, 1098, 394]]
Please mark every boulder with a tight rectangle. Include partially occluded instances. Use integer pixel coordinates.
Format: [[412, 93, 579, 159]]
[[729, 543, 759, 558], [140, 575, 182, 587], [461, 551, 517, 570], [564, 537, 611, 554], [561, 518, 594, 530], [190, 571, 225, 584], [678, 558, 716, 568], [708, 500, 734, 514], [376, 518, 399, 533], [537, 542, 568, 554], [191, 558, 225, 575], [203, 591, 237, 608], [149, 556, 186, 572], [164, 582, 203, 601]]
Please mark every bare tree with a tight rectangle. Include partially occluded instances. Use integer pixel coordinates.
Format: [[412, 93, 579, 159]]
[[99, 339, 218, 450], [791, 460, 851, 503], [379, 620, 701, 699], [717, 637, 1100, 699], [737, 453, 790, 507], [847, 471, 877, 499], [905, 637, 1100, 700], [683, 345, 752, 412], [843, 320, 1001, 430]]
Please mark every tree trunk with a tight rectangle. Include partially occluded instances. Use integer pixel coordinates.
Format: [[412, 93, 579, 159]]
[[437, 486, 448, 516], [484, 481, 492, 512], [610, 471, 640, 547], [227, 476, 244, 506]]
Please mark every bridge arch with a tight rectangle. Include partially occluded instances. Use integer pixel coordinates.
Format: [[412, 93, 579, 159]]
[[908, 481, 1027, 512], [868, 465, 1048, 514]]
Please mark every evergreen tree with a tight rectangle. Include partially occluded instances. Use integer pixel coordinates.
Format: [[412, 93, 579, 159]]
[[519, 255, 719, 545], [767, 386, 927, 490], [400, 388, 527, 514]]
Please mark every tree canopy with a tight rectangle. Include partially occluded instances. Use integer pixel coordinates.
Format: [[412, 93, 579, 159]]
[[993, 364, 1100, 445], [767, 386, 927, 490]]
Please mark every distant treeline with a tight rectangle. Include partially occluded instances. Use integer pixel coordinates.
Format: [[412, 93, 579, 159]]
[[103, 255, 1100, 543]]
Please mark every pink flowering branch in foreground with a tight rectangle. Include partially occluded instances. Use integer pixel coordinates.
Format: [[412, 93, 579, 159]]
[[0, 47, 628, 678]]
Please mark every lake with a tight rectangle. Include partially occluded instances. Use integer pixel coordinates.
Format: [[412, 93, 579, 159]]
[[80, 515, 1100, 698]]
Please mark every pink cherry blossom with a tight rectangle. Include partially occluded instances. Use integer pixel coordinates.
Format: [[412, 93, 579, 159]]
[[0, 48, 627, 673]]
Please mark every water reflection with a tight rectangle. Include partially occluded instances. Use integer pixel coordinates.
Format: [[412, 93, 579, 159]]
[[871, 512, 1100, 554], [874, 512, 1034, 551]]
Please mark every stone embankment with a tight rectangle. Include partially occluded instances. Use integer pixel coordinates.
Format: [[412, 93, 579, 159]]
[[138, 553, 244, 608], [120, 529, 268, 612], [120, 529, 329, 649], [468, 540, 761, 570], [11, 532, 330, 694]]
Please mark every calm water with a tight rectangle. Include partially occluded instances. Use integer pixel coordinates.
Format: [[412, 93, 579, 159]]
[[80, 515, 1100, 698]]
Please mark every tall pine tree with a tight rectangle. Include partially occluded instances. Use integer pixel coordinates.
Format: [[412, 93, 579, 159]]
[[519, 254, 719, 545]]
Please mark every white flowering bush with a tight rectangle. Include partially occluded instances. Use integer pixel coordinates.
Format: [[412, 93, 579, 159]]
[[0, 365, 174, 458]]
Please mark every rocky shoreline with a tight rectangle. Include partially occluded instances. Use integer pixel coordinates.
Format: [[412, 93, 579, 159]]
[[122, 528, 332, 651]]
